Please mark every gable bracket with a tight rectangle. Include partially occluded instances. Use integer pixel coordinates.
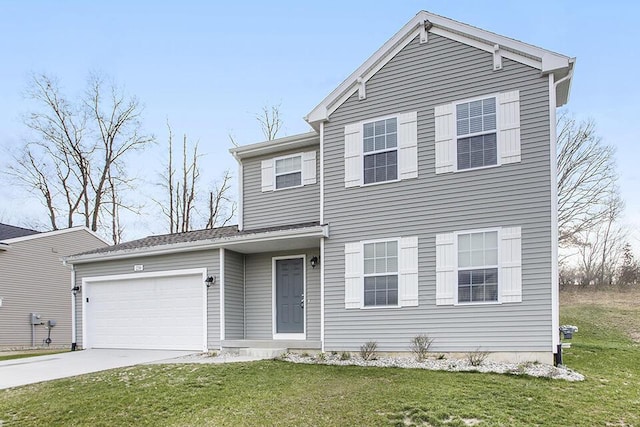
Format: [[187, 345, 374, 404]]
[[420, 19, 433, 44], [493, 44, 502, 71], [357, 77, 366, 100]]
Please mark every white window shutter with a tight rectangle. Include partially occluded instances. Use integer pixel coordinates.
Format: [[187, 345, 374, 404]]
[[434, 103, 455, 174], [398, 112, 418, 180], [302, 151, 317, 185], [435, 233, 456, 305], [500, 227, 522, 303], [344, 123, 362, 188], [498, 90, 521, 164], [344, 242, 363, 309], [261, 159, 274, 192], [399, 236, 419, 307]]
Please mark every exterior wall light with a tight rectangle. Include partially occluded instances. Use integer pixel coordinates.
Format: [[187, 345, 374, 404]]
[[310, 256, 319, 269], [205, 276, 216, 288], [71, 286, 80, 296]]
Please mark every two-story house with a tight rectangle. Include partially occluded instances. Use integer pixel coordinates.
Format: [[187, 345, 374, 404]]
[[65, 11, 574, 364]]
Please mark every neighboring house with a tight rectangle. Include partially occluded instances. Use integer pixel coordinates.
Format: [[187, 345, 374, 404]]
[[0, 225, 108, 348], [65, 11, 574, 364]]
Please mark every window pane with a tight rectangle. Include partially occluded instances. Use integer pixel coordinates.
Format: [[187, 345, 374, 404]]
[[364, 243, 374, 258], [485, 248, 498, 266], [375, 276, 387, 291], [364, 277, 375, 291], [458, 286, 470, 302], [456, 103, 469, 119], [484, 113, 496, 131], [363, 123, 374, 138], [387, 289, 398, 305], [275, 156, 301, 174], [363, 137, 375, 153], [387, 274, 398, 289], [469, 100, 483, 117], [458, 270, 471, 285], [386, 118, 397, 133], [364, 291, 375, 306], [363, 168, 375, 184], [374, 135, 386, 151], [457, 119, 469, 136], [292, 156, 301, 170], [470, 116, 483, 133], [387, 256, 398, 273], [485, 231, 498, 249], [374, 120, 385, 136], [364, 259, 375, 275], [458, 251, 471, 268], [471, 233, 484, 251], [483, 98, 496, 114], [387, 241, 398, 256], [458, 234, 470, 251], [275, 172, 301, 189], [375, 242, 386, 258], [471, 250, 484, 267], [386, 132, 397, 148]]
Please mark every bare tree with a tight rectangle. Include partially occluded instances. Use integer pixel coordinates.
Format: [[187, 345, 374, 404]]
[[256, 104, 282, 140], [159, 124, 200, 233], [557, 112, 619, 246], [158, 123, 235, 233], [6, 73, 153, 242], [617, 243, 639, 287], [206, 170, 236, 229]]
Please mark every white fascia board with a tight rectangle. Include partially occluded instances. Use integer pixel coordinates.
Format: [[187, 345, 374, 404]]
[[229, 132, 319, 160], [65, 225, 329, 265], [1, 226, 110, 245], [306, 13, 425, 125], [305, 10, 573, 127]]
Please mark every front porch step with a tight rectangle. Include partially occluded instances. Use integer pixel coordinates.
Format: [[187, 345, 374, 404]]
[[221, 347, 287, 359], [221, 339, 321, 350]]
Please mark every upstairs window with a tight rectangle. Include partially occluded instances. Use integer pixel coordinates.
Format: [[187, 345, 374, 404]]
[[363, 240, 398, 306], [456, 97, 497, 170], [363, 118, 398, 184], [275, 155, 302, 189], [457, 231, 498, 303]]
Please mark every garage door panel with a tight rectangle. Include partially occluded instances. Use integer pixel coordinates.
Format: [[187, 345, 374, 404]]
[[85, 273, 205, 351]]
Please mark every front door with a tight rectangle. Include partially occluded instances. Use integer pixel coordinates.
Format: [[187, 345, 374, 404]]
[[275, 258, 304, 335]]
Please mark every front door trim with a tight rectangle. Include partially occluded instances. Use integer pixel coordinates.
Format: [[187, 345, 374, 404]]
[[272, 255, 306, 340]]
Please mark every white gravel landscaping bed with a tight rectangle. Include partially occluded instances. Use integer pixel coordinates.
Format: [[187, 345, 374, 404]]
[[282, 353, 585, 381]]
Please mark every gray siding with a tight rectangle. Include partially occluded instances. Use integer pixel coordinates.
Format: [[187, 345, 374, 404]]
[[242, 147, 320, 230], [224, 250, 245, 340], [244, 248, 320, 340], [0, 230, 107, 348], [323, 34, 553, 352], [74, 249, 221, 349]]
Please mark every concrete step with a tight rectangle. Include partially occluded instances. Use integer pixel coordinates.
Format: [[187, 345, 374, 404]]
[[221, 347, 286, 359]]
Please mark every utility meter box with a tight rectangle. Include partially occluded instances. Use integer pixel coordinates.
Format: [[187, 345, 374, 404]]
[[30, 313, 42, 325], [47, 319, 57, 327]]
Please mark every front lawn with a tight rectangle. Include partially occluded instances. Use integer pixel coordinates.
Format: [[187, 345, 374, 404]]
[[0, 350, 68, 362], [0, 291, 638, 426]]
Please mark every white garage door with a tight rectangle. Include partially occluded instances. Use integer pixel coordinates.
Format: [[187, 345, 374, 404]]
[[84, 271, 205, 351]]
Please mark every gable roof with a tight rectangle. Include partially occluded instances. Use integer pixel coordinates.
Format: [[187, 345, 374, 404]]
[[305, 10, 575, 128], [65, 221, 326, 264], [0, 223, 40, 241], [0, 226, 109, 245]]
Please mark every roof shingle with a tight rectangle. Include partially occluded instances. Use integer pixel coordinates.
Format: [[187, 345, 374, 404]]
[[0, 223, 40, 241]]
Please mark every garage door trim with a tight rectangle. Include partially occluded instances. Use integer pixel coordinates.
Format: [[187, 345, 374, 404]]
[[82, 268, 208, 351]]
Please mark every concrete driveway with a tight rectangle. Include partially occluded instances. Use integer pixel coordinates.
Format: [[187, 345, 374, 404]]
[[0, 349, 197, 389]]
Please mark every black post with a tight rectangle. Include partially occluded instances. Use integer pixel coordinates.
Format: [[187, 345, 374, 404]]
[[554, 344, 562, 366]]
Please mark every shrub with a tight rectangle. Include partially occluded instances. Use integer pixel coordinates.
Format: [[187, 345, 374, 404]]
[[359, 341, 378, 361], [339, 351, 351, 361], [410, 334, 433, 362], [300, 352, 310, 358], [315, 352, 326, 362], [436, 353, 446, 360], [466, 349, 489, 367]]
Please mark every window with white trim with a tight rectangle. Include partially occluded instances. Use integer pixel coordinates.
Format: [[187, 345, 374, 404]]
[[457, 231, 498, 303], [363, 118, 398, 184], [456, 97, 497, 170], [275, 155, 302, 189], [363, 241, 398, 306]]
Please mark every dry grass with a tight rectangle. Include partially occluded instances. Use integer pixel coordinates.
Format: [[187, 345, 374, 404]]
[[561, 288, 640, 309]]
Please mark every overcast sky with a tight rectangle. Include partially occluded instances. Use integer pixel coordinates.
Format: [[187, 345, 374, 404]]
[[0, 1, 638, 247]]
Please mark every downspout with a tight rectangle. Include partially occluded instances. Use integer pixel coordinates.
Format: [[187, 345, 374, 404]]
[[549, 61, 575, 365], [232, 152, 244, 231], [319, 121, 325, 352], [71, 265, 76, 350]]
